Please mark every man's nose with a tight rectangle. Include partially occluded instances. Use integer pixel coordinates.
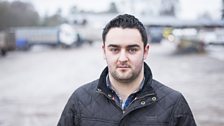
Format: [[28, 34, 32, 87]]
[[118, 50, 128, 62]]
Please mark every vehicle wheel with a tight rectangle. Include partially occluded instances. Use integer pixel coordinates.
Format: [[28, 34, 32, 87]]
[[1, 49, 7, 56]]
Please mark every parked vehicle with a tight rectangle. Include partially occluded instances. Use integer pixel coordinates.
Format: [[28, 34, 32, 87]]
[[198, 28, 224, 46], [13, 24, 79, 49], [0, 31, 16, 56], [176, 37, 205, 53], [172, 28, 205, 53], [146, 27, 164, 43], [73, 22, 102, 44]]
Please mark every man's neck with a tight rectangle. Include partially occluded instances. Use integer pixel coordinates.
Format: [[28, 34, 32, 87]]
[[109, 70, 144, 101]]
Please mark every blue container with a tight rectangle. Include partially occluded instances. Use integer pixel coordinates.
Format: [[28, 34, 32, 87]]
[[16, 38, 28, 49]]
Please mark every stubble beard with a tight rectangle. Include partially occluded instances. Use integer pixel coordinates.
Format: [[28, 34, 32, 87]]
[[110, 66, 142, 84]]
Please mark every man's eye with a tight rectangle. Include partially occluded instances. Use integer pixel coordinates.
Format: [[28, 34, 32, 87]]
[[128, 48, 137, 53], [110, 48, 119, 53]]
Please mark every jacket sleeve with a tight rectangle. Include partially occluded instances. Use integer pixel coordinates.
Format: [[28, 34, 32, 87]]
[[57, 93, 79, 126], [171, 94, 197, 126]]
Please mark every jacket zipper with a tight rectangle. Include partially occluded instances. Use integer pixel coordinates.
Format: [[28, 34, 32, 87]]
[[97, 89, 156, 113], [96, 90, 123, 111], [125, 92, 156, 110]]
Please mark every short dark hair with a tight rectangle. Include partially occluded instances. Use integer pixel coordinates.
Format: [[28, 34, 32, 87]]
[[102, 14, 148, 47]]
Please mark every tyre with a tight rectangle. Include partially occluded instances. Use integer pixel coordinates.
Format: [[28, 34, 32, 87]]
[[1, 49, 7, 56]]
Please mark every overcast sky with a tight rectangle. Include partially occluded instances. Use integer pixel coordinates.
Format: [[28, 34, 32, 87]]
[[6, 0, 222, 20], [179, 0, 222, 19]]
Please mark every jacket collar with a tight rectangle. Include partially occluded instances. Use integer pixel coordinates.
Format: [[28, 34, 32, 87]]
[[97, 62, 156, 97]]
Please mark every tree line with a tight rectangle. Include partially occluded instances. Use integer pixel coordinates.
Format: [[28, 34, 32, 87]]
[[0, 1, 65, 31]]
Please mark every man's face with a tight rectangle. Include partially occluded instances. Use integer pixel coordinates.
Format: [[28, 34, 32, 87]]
[[103, 28, 149, 83]]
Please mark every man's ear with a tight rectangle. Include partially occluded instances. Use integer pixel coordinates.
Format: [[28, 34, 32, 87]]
[[102, 44, 106, 59], [144, 44, 150, 60]]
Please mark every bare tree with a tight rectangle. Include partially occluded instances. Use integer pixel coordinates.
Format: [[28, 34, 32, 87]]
[[107, 2, 118, 13], [222, 0, 224, 19], [0, 1, 39, 31], [160, 0, 179, 16], [41, 8, 67, 26]]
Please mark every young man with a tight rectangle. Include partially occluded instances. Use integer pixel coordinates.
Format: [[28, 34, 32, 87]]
[[57, 14, 196, 126]]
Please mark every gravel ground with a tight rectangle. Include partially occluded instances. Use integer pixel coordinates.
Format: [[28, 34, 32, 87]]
[[0, 42, 223, 126]]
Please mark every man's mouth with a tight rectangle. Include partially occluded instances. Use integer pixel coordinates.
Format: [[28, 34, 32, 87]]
[[117, 65, 130, 68]]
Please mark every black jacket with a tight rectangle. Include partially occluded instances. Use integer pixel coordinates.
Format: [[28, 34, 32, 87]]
[[57, 63, 196, 126]]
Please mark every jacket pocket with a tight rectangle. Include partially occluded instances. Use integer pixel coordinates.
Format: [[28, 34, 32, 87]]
[[127, 117, 168, 126], [79, 117, 119, 126], [128, 121, 168, 126]]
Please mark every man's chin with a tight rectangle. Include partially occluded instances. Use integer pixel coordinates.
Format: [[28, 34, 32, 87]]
[[115, 73, 133, 82]]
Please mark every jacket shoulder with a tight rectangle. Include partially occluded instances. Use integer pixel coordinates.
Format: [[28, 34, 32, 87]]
[[73, 79, 99, 97], [68, 79, 99, 105], [152, 79, 182, 99], [151, 79, 184, 109], [151, 80, 196, 125], [57, 80, 100, 126]]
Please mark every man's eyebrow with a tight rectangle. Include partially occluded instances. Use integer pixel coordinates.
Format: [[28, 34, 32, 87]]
[[127, 44, 140, 48], [107, 44, 120, 48], [107, 44, 140, 48]]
